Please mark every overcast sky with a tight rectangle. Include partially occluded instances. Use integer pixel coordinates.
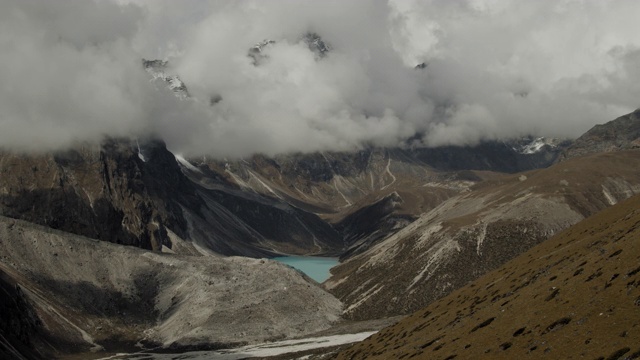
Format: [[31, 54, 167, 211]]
[[1, 0, 639, 157]]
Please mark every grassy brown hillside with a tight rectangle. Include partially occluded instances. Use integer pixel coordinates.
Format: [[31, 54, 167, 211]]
[[334, 192, 640, 360], [326, 150, 640, 320]]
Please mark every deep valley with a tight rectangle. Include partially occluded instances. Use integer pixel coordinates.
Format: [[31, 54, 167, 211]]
[[2, 109, 640, 359], [3, 4, 640, 358]]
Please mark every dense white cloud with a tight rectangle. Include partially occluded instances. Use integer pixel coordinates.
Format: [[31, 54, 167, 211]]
[[1, 0, 639, 156]]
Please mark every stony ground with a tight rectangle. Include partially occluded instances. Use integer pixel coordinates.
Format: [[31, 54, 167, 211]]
[[0, 216, 342, 358]]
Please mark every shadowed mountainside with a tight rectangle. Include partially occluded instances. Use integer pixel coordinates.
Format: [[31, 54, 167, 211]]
[[334, 192, 640, 360], [0, 270, 45, 360], [0, 138, 341, 257]]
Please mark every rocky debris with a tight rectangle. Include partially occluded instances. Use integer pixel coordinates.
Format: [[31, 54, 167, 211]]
[[326, 150, 640, 320], [248, 33, 330, 66], [0, 216, 342, 356], [199, 147, 486, 223], [560, 109, 640, 161], [333, 192, 640, 359]]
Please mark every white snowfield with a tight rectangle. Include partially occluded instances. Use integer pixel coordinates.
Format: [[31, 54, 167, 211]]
[[99, 331, 376, 360]]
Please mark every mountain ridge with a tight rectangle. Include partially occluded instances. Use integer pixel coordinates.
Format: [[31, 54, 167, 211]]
[[326, 149, 640, 320], [333, 192, 640, 359]]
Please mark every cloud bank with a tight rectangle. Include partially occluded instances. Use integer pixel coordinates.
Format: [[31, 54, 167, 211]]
[[1, 0, 639, 157]]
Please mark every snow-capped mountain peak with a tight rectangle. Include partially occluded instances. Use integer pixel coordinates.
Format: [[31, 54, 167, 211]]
[[142, 59, 189, 98], [248, 33, 331, 65], [248, 39, 276, 65], [301, 32, 330, 58], [514, 136, 562, 155]]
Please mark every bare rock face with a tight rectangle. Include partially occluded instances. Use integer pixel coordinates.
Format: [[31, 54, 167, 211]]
[[326, 150, 640, 320], [0, 138, 183, 250], [0, 138, 342, 256], [335, 192, 414, 260], [560, 109, 640, 160]]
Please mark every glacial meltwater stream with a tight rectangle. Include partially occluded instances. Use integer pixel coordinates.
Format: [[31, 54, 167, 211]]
[[272, 256, 338, 283]]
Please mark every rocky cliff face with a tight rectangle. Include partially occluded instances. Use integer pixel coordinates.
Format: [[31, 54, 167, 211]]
[[0, 138, 342, 257], [0, 139, 184, 250]]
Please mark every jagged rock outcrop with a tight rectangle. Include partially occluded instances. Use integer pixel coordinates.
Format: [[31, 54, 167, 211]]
[[143, 59, 189, 97], [0, 139, 184, 250], [0, 138, 342, 256]]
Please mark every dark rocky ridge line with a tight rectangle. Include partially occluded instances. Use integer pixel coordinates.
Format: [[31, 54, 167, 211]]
[[0, 138, 341, 257], [559, 108, 640, 161], [0, 270, 43, 360]]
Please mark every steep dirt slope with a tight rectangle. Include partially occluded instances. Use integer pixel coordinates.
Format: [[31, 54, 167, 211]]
[[334, 193, 640, 360], [0, 216, 342, 358], [326, 150, 640, 320]]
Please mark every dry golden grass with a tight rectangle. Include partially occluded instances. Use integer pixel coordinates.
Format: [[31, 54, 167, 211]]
[[328, 150, 640, 321], [335, 193, 640, 360]]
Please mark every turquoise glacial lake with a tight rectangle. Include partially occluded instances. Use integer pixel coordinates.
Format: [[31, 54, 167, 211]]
[[272, 256, 339, 283]]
